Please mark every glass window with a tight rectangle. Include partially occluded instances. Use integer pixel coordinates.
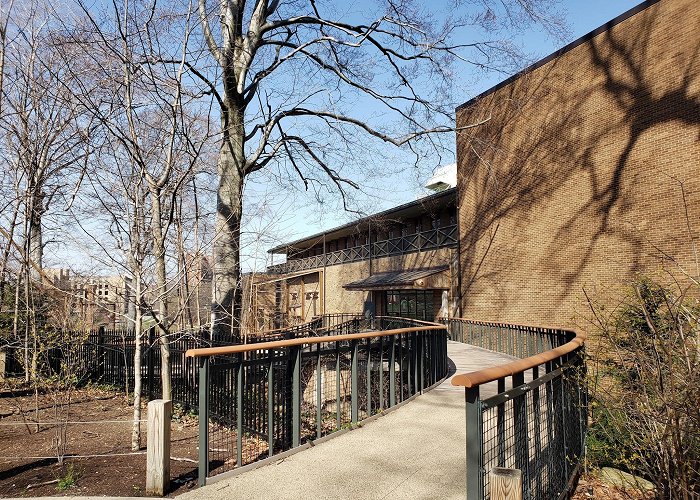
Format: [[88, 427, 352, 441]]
[[384, 289, 436, 320]]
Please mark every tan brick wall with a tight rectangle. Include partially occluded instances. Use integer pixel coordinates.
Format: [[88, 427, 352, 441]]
[[456, 0, 700, 327], [322, 259, 371, 314], [322, 247, 455, 316], [250, 246, 455, 319]]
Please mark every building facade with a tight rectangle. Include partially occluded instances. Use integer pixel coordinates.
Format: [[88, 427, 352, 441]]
[[250, 188, 460, 330], [45, 268, 133, 330], [456, 0, 699, 326]]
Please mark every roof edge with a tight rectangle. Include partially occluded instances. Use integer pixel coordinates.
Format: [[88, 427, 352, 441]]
[[268, 187, 456, 254], [455, 0, 660, 113]]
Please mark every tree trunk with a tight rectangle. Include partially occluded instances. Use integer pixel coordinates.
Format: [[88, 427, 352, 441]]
[[211, 101, 245, 344], [149, 187, 171, 401], [0, 192, 20, 305], [28, 207, 42, 280], [131, 273, 143, 451], [192, 177, 202, 329], [25, 185, 44, 281], [175, 199, 193, 331], [12, 266, 25, 382]]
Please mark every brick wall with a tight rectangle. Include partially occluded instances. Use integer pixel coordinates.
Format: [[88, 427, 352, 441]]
[[319, 247, 456, 316], [251, 246, 457, 322], [456, 0, 699, 327]]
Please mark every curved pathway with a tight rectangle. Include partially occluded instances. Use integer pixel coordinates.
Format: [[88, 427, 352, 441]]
[[178, 341, 517, 500]]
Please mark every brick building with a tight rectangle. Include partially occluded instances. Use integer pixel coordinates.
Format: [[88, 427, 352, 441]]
[[45, 268, 133, 329], [456, 0, 699, 326], [250, 187, 460, 330]]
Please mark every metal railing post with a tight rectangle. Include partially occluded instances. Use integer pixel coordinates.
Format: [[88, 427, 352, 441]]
[[268, 357, 274, 457], [412, 331, 418, 394], [292, 346, 301, 447], [389, 334, 396, 407], [427, 332, 432, 384], [398, 332, 404, 401], [419, 332, 425, 391], [466, 386, 483, 500], [198, 357, 209, 487], [378, 336, 384, 410], [550, 359, 564, 488], [532, 365, 542, 496], [336, 341, 341, 430], [351, 339, 358, 423], [317, 343, 322, 439], [512, 371, 529, 492], [236, 355, 243, 466], [441, 330, 446, 378], [366, 338, 372, 417], [497, 377, 506, 467]]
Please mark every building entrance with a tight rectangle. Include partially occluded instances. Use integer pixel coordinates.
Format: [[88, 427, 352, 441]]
[[384, 289, 435, 321]]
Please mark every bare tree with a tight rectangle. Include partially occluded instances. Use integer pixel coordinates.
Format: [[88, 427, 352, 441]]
[[190, 0, 565, 340], [61, 0, 211, 403], [75, 137, 151, 448], [0, 2, 93, 380]]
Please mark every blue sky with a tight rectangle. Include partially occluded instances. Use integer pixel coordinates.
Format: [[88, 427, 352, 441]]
[[33, 0, 647, 276], [244, 0, 645, 271]]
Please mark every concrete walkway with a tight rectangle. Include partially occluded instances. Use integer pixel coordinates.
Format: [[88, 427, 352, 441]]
[[178, 341, 516, 500]]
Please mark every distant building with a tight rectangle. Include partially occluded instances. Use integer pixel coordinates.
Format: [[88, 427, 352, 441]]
[[45, 269, 133, 330], [251, 188, 460, 330]]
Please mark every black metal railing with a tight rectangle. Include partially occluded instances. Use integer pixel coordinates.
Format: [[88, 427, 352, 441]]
[[446, 318, 587, 500], [245, 313, 367, 342], [0, 328, 218, 407], [0, 314, 367, 411], [186, 316, 449, 485], [267, 225, 458, 274]]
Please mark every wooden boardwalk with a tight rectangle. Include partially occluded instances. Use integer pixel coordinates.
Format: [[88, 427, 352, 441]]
[[178, 341, 517, 500]]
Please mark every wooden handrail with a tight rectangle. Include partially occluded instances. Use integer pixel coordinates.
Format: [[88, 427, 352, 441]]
[[378, 316, 445, 327], [185, 323, 446, 358], [450, 327, 586, 389], [243, 313, 362, 339]]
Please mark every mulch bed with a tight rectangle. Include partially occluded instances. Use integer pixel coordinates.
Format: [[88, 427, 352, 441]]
[[0, 384, 199, 498]]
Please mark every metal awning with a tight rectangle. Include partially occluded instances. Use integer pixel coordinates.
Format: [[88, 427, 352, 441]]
[[343, 266, 449, 291]]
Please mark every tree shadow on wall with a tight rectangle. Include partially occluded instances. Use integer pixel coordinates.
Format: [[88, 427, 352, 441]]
[[458, 60, 592, 314], [459, 3, 700, 316], [545, 7, 700, 288]]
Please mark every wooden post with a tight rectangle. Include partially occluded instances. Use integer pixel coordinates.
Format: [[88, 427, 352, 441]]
[[489, 467, 522, 500], [146, 399, 171, 496]]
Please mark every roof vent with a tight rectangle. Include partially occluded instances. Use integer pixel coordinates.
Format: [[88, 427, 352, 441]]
[[425, 163, 457, 192]]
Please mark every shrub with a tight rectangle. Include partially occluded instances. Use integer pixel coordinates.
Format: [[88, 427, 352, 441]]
[[586, 277, 700, 498]]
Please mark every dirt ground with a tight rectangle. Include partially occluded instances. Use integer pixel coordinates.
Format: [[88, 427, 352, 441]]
[[0, 384, 199, 498], [0, 384, 650, 499]]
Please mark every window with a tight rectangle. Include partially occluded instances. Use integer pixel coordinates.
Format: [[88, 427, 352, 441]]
[[384, 290, 435, 321]]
